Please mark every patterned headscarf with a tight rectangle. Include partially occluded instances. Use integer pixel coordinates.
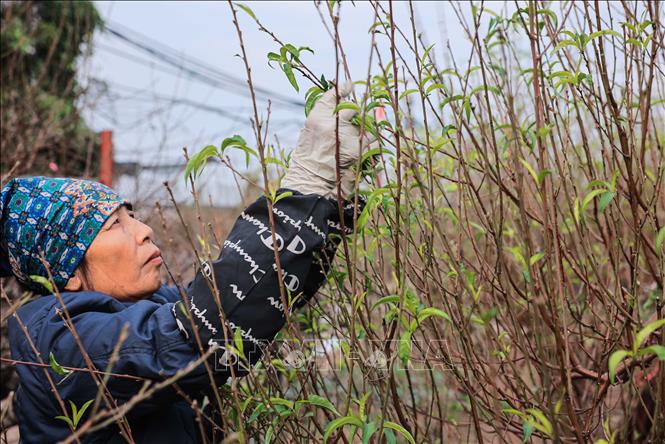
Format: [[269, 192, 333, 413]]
[[0, 177, 128, 293]]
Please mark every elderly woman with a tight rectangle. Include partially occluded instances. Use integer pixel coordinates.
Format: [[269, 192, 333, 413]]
[[1, 86, 367, 443]]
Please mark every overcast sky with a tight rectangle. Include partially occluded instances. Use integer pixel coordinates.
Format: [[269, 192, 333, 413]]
[[83, 1, 512, 206]]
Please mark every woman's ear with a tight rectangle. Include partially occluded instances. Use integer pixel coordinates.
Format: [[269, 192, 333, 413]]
[[64, 273, 83, 292]]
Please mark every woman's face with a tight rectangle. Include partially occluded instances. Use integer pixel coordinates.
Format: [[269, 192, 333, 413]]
[[65, 205, 163, 301]]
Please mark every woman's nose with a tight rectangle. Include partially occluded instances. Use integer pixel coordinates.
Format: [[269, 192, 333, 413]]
[[135, 219, 155, 244]]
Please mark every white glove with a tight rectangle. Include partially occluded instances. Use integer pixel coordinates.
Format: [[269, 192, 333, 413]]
[[281, 82, 371, 199]]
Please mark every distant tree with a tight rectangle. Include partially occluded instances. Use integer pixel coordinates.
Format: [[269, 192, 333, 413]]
[[0, 1, 102, 181]]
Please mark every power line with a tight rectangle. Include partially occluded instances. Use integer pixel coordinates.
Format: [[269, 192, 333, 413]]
[[106, 21, 256, 92], [90, 23, 307, 178], [91, 77, 305, 125], [104, 22, 305, 110], [96, 43, 189, 80]]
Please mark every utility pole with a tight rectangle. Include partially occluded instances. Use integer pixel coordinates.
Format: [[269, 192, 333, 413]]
[[99, 130, 114, 187]]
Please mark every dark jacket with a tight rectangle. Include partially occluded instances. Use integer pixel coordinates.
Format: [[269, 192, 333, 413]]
[[8, 190, 360, 443]]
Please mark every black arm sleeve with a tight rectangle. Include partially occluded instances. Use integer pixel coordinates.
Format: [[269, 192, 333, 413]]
[[172, 189, 363, 378]]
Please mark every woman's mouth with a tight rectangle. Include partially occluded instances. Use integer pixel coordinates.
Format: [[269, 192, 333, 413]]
[[148, 256, 163, 265], [146, 251, 163, 266]]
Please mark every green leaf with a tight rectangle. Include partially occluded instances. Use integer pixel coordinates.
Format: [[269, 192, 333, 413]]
[[361, 147, 392, 165], [633, 319, 665, 353], [307, 395, 339, 415], [639, 20, 653, 33], [398, 330, 412, 366], [519, 159, 539, 184], [241, 146, 258, 168], [656, 227, 665, 255], [522, 270, 532, 284], [399, 88, 419, 100], [425, 83, 445, 95], [272, 191, 293, 204], [529, 252, 546, 266], [608, 349, 631, 383], [503, 408, 528, 421], [264, 156, 287, 169], [320, 74, 329, 89], [67, 400, 79, 426], [581, 188, 607, 212], [639, 345, 665, 360], [267, 51, 281, 67], [284, 44, 300, 60], [249, 403, 267, 423], [73, 399, 94, 427], [304, 87, 324, 116], [333, 101, 360, 114], [55, 415, 74, 429], [470, 314, 485, 326], [364, 101, 383, 114], [598, 191, 614, 212], [184, 145, 218, 180], [440, 94, 464, 109], [573, 197, 581, 224], [49, 352, 71, 377], [537, 8, 558, 28], [357, 187, 390, 229], [269, 397, 295, 409], [240, 396, 253, 413], [383, 421, 415, 444], [234, 2, 257, 20], [323, 416, 364, 442], [415, 307, 451, 325], [554, 39, 576, 52], [536, 169, 551, 185], [370, 295, 400, 311], [522, 420, 534, 442], [383, 428, 396, 444], [281, 63, 299, 92], [505, 407, 552, 438], [587, 179, 610, 189], [177, 301, 190, 319], [377, 119, 393, 131], [432, 137, 452, 151], [420, 43, 435, 65], [362, 421, 378, 444], [464, 97, 472, 120], [356, 391, 371, 421], [30, 275, 54, 293], [221, 134, 247, 150], [233, 327, 244, 358], [622, 21, 637, 34], [508, 246, 527, 269], [589, 29, 620, 41], [470, 84, 500, 96], [525, 408, 552, 436], [220, 136, 256, 169], [298, 46, 314, 55], [372, 89, 392, 101], [627, 37, 642, 47], [610, 170, 619, 192], [264, 425, 274, 443]]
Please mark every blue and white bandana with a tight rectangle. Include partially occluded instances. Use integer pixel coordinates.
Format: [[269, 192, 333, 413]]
[[0, 177, 128, 293]]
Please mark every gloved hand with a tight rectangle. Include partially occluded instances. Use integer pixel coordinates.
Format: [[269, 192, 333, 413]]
[[281, 82, 372, 199]]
